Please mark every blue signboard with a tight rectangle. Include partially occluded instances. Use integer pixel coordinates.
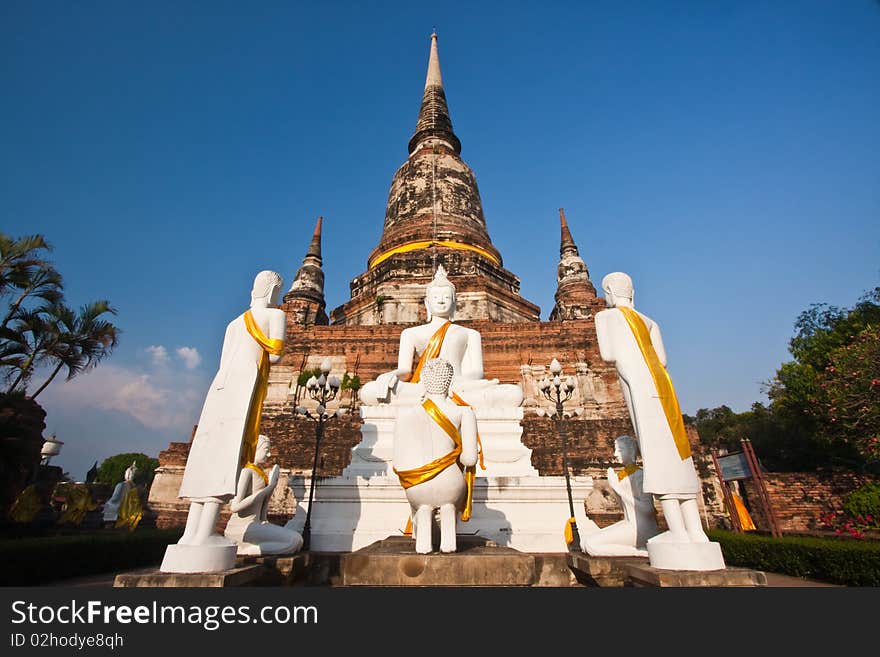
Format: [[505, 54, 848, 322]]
[[717, 452, 752, 481]]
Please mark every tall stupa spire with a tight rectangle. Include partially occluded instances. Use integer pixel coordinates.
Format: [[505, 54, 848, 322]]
[[306, 215, 323, 262], [408, 31, 461, 155], [559, 208, 579, 257], [330, 32, 541, 326]]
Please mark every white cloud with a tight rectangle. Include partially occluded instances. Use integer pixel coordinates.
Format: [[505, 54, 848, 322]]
[[176, 346, 202, 370], [41, 362, 207, 431], [146, 345, 169, 366]]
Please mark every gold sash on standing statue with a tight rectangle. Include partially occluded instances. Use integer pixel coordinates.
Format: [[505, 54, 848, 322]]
[[242, 310, 284, 467], [617, 306, 691, 460], [394, 399, 476, 522]]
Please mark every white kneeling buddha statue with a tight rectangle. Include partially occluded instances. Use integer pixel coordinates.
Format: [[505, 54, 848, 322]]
[[102, 461, 137, 524], [392, 358, 478, 554], [224, 435, 303, 556], [161, 270, 287, 573], [595, 272, 724, 570], [581, 435, 659, 557], [359, 265, 523, 410]]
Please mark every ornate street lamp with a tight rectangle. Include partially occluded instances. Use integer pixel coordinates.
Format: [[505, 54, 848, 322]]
[[295, 358, 345, 550], [538, 358, 580, 551]]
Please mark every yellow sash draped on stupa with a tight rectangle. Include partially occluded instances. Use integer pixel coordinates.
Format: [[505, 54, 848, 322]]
[[58, 485, 96, 525], [9, 484, 41, 523], [394, 399, 477, 522], [115, 487, 143, 532], [242, 310, 284, 467], [617, 306, 691, 461]]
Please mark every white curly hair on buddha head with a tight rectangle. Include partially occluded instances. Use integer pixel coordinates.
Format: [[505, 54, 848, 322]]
[[252, 270, 283, 303], [421, 358, 455, 396], [424, 264, 456, 321]]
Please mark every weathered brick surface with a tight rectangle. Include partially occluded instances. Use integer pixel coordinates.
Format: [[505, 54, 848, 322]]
[[742, 471, 880, 533]]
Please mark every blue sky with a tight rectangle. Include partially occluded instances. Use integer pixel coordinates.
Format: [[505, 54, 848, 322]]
[[3, 2, 878, 480]]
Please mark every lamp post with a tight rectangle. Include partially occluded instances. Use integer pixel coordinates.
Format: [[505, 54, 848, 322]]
[[295, 358, 345, 550], [538, 358, 580, 551]]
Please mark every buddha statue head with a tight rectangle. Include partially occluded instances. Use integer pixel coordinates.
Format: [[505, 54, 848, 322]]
[[254, 434, 271, 465], [252, 270, 284, 306], [424, 265, 456, 321], [124, 461, 138, 484], [613, 435, 639, 466], [601, 272, 634, 309]]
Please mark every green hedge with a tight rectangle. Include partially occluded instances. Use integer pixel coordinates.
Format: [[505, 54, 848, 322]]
[[0, 528, 182, 586], [708, 529, 880, 586]]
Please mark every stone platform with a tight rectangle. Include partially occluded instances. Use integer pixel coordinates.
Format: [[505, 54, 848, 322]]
[[567, 553, 767, 587], [113, 564, 264, 588], [335, 535, 581, 587], [624, 563, 767, 587], [566, 552, 648, 587]]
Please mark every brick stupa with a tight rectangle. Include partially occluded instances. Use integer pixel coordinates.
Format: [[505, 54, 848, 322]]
[[148, 33, 724, 534]]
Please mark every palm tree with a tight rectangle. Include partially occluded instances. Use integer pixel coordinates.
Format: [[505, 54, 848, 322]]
[[0, 266, 63, 331], [3, 306, 56, 394], [0, 233, 57, 304], [30, 300, 120, 399]]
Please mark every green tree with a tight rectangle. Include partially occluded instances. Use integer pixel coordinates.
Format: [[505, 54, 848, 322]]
[[96, 453, 158, 487], [816, 325, 880, 465], [758, 286, 880, 471]]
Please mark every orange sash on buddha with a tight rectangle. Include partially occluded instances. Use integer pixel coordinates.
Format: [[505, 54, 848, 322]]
[[617, 307, 691, 461], [241, 310, 284, 466]]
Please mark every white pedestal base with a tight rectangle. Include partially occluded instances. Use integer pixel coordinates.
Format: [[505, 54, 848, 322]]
[[160, 541, 238, 573], [290, 474, 593, 553], [647, 541, 726, 571]]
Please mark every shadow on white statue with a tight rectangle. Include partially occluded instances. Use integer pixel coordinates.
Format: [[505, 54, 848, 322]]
[[224, 435, 303, 556], [595, 272, 724, 571], [581, 435, 659, 557], [393, 357, 478, 554]]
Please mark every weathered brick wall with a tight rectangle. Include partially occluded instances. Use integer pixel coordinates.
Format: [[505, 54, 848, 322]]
[[742, 471, 879, 533]]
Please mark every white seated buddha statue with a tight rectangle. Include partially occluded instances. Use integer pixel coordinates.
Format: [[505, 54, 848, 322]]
[[223, 434, 303, 556], [359, 265, 523, 410]]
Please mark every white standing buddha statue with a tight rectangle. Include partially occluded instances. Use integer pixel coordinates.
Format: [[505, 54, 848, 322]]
[[595, 272, 724, 570], [392, 358, 479, 554], [161, 270, 287, 573], [224, 435, 303, 556], [359, 265, 523, 410]]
